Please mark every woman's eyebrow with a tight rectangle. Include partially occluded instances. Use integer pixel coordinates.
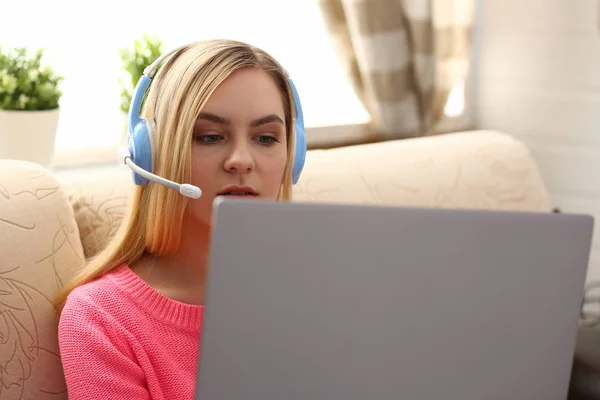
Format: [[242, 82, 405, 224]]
[[197, 112, 229, 125], [250, 114, 284, 127], [196, 112, 284, 127]]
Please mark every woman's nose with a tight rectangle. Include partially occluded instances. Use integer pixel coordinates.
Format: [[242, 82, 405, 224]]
[[223, 141, 255, 174]]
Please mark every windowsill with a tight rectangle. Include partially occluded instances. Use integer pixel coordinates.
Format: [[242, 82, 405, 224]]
[[53, 161, 129, 186], [52, 145, 126, 170]]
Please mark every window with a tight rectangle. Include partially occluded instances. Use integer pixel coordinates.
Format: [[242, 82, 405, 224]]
[[2, 0, 371, 167], [444, 81, 466, 118], [3, 1, 473, 168]]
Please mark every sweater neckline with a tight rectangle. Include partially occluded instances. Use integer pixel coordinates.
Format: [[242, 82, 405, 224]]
[[107, 265, 203, 332]]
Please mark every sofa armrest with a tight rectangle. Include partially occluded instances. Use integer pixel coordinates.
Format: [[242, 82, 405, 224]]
[[0, 159, 85, 399]]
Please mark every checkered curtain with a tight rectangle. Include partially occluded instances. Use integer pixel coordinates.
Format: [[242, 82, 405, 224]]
[[318, 0, 475, 139]]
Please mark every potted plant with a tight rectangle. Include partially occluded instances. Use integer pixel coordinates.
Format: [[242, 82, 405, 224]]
[[118, 35, 163, 145], [0, 47, 64, 167]]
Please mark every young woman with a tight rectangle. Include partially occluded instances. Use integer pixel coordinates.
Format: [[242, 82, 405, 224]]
[[54, 39, 305, 399]]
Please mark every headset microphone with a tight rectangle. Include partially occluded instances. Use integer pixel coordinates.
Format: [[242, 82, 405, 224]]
[[119, 146, 202, 199]]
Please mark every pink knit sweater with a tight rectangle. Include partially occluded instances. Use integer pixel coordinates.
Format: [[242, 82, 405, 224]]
[[58, 265, 204, 399]]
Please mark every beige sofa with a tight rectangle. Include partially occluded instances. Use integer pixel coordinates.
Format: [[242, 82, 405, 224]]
[[0, 129, 553, 399]]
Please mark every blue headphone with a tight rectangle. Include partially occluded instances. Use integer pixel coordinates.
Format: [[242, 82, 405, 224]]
[[120, 43, 307, 199]]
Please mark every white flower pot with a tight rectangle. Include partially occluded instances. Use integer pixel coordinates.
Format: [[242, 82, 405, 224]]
[[0, 108, 60, 167]]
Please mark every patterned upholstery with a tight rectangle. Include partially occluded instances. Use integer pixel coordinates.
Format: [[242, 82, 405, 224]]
[[62, 181, 130, 260], [0, 129, 552, 398], [293, 130, 551, 211], [0, 160, 85, 400]]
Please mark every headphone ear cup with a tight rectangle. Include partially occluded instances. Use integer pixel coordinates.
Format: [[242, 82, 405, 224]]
[[127, 74, 154, 186], [287, 77, 306, 185], [128, 118, 153, 185], [292, 121, 306, 184]]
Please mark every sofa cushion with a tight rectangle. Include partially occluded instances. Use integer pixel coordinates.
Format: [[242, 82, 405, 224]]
[[293, 130, 552, 212], [61, 178, 130, 260], [0, 159, 85, 399]]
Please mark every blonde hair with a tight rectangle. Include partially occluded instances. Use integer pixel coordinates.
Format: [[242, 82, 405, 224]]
[[54, 39, 297, 314]]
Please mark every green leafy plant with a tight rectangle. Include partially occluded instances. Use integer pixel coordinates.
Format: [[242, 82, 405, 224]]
[[0, 47, 63, 111], [118, 34, 163, 114]]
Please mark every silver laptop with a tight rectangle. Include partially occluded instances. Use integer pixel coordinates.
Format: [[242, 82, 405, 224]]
[[195, 198, 594, 400]]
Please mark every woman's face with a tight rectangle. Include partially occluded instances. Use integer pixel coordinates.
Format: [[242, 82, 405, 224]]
[[186, 67, 289, 226]]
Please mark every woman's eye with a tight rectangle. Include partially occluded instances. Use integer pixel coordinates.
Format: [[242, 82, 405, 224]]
[[256, 135, 279, 145], [195, 134, 223, 144]]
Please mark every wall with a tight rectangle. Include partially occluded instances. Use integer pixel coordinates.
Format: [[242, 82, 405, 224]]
[[474, 0, 600, 284]]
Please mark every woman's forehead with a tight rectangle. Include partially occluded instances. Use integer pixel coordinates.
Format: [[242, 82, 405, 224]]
[[200, 68, 286, 118]]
